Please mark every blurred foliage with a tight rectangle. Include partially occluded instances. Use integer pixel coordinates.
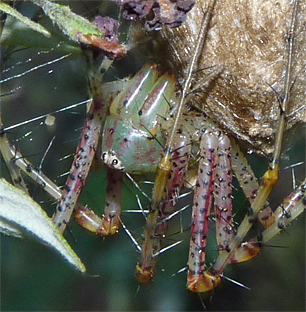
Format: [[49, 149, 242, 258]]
[[0, 1, 305, 311]]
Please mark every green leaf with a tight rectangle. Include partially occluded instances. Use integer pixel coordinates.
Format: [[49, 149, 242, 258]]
[[30, 0, 103, 42], [0, 1, 50, 37], [0, 178, 86, 273]]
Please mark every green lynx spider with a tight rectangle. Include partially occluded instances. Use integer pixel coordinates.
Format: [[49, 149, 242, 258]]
[[1, 0, 305, 296]]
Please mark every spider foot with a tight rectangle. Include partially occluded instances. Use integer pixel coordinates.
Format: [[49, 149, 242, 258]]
[[187, 270, 221, 292], [230, 240, 262, 263], [135, 264, 155, 283], [74, 204, 120, 236]]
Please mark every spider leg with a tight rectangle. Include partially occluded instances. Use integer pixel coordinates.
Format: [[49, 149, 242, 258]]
[[229, 137, 299, 264], [101, 167, 123, 235], [0, 122, 29, 194], [67, 68, 131, 236], [7, 145, 62, 201], [228, 176, 306, 267], [187, 130, 220, 292], [232, 148, 305, 259], [136, 135, 191, 283], [52, 97, 107, 233], [261, 177, 306, 242], [231, 139, 276, 228], [214, 133, 234, 253], [52, 57, 112, 233], [229, 139, 269, 263], [74, 167, 123, 235], [191, 174, 305, 292], [0, 111, 62, 200], [230, 179, 306, 264]]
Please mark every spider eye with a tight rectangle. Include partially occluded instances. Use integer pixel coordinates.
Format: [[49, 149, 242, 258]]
[[112, 159, 118, 166], [102, 152, 107, 160]]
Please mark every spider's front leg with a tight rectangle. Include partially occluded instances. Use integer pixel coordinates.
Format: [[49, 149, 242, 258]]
[[73, 167, 124, 236], [52, 90, 108, 233], [187, 130, 233, 292], [136, 129, 191, 283], [52, 44, 124, 234]]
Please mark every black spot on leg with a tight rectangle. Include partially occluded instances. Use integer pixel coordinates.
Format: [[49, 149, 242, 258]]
[[26, 164, 32, 173], [65, 202, 71, 209], [64, 185, 71, 192], [14, 177, 22, 184]]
